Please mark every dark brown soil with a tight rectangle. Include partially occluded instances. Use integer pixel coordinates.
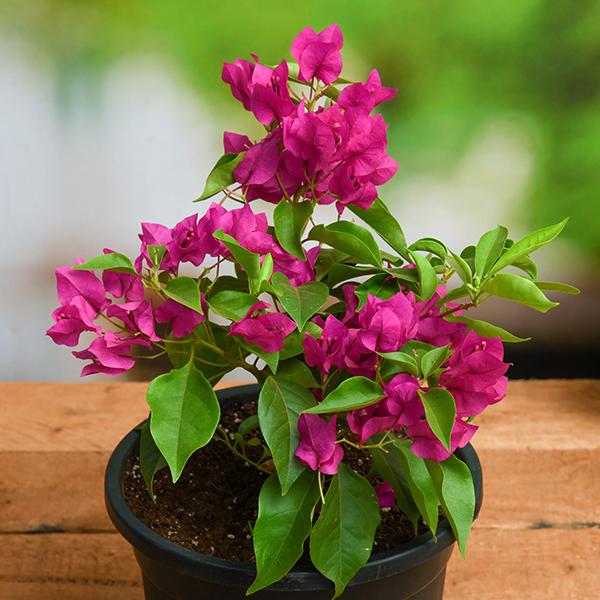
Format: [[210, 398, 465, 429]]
[[123, 400, 420, 564]]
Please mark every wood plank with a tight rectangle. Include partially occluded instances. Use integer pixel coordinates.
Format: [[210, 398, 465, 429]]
[[0, 380, 243, 452], [1, 381, 599, 532], [1, 379, 599, 452], [446, 527, 600, 600], [474, 379, 600, 450], [0, 529, 597, 599], [475, 448, 600, 528]]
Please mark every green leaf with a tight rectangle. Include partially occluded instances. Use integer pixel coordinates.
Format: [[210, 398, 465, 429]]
[[447, 251, 473, 284], [354, 273, 401, 308], [535, 281, 581, 295], [442, 284, 470, 304], [195, 152, 244, 201], [139, 421, 167, 498], [347, 197, 408, 256], [377, 351, 419, 377], [258, 253, 273, 289], [409, 237, 447, 260], [238, 414, 259, 435], [418, 388, 456, 451], [475, 226, 508, 280], [370, 447, 421, 530], [489, 218, 568, 276], [147, 245, 167, 269], [390, 439, 440, 535], [73, 252, 136, 274], [241, 342, 279, 374], [206, 275, 251, 296], [410, 251, 439, 300], [147, 360, 220, 482], [271, 272, 329, 330], [164, 277, 203, 313], [309, 464, 380, 599], [248, 471, 319, 594], [326, 264, 382, 287], [304, 377, 384, 414], [512, 254, 537, 279], [308, 222, 382, 267], [421, 344, 452, 379], [208, 291, 257, 321], [446, 316, 530, 343], [426, 454, 475, 557], [274, 200, 314, 259], [483, 273, 559, 312], [258, 377, 315, 494], [277, 359, 319, 388], [213, 230, 262, 294], [314, 248, 351, 281]]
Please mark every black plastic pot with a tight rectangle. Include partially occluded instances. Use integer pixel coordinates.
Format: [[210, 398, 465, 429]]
[[105, 384, 483, 600]]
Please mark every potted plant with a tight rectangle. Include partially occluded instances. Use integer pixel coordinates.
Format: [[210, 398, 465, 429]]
[[47, 23, 578, 600]]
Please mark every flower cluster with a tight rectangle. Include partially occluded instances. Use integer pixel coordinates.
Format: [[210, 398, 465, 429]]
[[296, 285, 508, 474], [222, 24, 398, 213], [47, 23, 572, 596]]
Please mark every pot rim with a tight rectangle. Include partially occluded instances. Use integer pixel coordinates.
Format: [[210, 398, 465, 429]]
[[105, 383, 483, 591]]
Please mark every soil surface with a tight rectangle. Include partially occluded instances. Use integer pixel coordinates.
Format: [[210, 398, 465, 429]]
[[123, 399, 420, 564]]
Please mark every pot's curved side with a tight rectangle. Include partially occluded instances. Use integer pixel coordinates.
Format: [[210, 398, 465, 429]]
[[105, 384, 483, 599]]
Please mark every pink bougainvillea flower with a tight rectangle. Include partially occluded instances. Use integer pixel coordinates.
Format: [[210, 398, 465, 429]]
[[46, 295, 100, 347], [250, 61, 295, 125], [101, 249, 144, 302], [303, 314, 348, 374], [155, 299, 205, 338], [344, 329, 378, 377], [223, 131, 252, 154], [341, 284, 360, 326], [342, 112, 388, 176], [358, 292, 418, 353], [415, 287, 467, 348], [55, 265, 106, 312], [135, 222, 172, 272], [272, 245, 319, 287], [375, 481, 395, 509], [347, 375, 421, 444], [234, 130, 282, 186], [347, 403, 397, 445], [384, 374, 424, 427], [229, 301, 296, 353], [407, 418, 478, 462], [228, 204, 274, 255], [291, 24, 344, 84], [328, 164, 378, 213], [283, 103, 336, 173], [243, 150, 306, 204], [167, 214, 206, 267], [197, 203, 233, 258], [102, 271, 144, 303], [72, 331, 149, 377], [106, 300, 159, 342], [221, 58, 256, 110], [338, 69, 397, 114], [295, 413, 344, 475], [440, 331, 509, 417]]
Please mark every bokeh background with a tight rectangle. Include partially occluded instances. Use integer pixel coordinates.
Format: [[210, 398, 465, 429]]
[[1, 0, 598, 380]]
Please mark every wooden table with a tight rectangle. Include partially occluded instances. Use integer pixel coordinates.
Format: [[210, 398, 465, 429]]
[[1, 380, 598, 599]]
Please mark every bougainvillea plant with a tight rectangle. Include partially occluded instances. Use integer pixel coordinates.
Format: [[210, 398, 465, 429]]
[[48, 24, 579, 599]]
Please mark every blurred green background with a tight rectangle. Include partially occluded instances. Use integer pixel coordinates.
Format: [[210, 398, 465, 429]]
[[1, 0, 598, 379]]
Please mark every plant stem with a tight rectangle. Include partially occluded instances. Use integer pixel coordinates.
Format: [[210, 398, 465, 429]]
[[214, 426, 272, 474]]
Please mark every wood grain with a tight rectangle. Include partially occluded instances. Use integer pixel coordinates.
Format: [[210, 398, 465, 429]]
[[0, 529, 597, 600], [0, 380, 598, 598]]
